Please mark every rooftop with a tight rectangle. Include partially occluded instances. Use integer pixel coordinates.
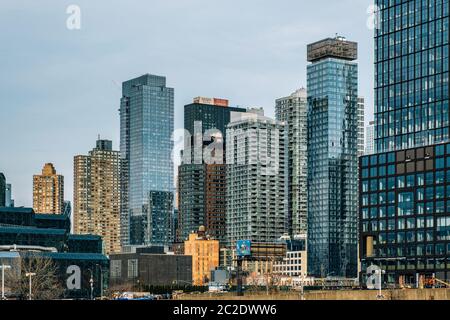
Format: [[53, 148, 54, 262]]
[[307, 36, 358, 62]]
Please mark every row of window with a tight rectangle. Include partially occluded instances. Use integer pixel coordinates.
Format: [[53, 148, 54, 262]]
[[362, 217, 450, 233]]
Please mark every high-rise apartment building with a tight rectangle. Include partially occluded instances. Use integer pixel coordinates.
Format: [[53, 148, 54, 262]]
[[178, 98, 245, 244], [359, 0, 450, 287], [0, 173, 5, 207], [120, 74, 174, 247], [33, 163, 64, 214], [74, 139, 121, 255], [226, 109, 287, 244], [307, 36, 359, 278], [275, 88, 308, 237], [365, 121, 376, 155]]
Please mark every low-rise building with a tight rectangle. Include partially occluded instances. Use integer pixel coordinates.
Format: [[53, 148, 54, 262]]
[[109, 247, 192, 289], [184, 226, 220, 286], [0, 207, 108, 299]]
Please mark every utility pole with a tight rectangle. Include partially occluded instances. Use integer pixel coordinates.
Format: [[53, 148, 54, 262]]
[[25, 273, 36, 300], [236, 257, 243, 297], [1, 264, 11, 300]]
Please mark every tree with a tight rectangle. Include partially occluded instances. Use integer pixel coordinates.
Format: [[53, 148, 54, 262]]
[[7, 254, 64, 300]]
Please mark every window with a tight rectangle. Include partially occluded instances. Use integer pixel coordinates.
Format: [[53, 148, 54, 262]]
[[398, 192, 414, 216], [397, 176, 405, 188], [128, 259, 138, 278], [436, 171, 445, 184], [417, 174, 425, 186], [427, 217, 434, 228], [362, 180, 369, 193], [436, 158, 445, 169], [406, 175, 415, 187], [111, 260, 122, 278]]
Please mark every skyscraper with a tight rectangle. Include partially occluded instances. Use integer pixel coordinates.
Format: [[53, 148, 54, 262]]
[[307, 36, 359, 277], [275, 88, 308, 237], [226, 109, 287, 244], [178, 98, 245, 244], [374, 1, 449, 153], [0, 173, 5, 207], [120, 74, 174, 247], [74, 139, 121, 255], [365, 121, 376, 155], [359, 0, 450, 287], [33, 163, 64, 214]]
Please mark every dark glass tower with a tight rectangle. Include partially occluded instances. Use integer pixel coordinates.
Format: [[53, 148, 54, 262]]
[[120, 74, 174, 247], [307, 36, 359, 278], [0, 173, 5, 207], [374, 0, 449, 153], [360, 0, 450, 287]]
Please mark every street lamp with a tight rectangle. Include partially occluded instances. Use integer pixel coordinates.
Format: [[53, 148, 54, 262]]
[[25, 272, 36, 300], [1, 264, 11, 300]]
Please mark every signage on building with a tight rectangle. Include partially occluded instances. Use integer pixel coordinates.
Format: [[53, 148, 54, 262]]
[[236, 240, 252, 257], [193, 97, 229, 107]]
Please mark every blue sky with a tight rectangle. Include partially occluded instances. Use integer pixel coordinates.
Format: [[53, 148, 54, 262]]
[[0, 0, 374, 207]]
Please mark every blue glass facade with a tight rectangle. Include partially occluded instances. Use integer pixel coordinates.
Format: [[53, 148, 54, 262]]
[[120, 74, 174, 246], [360, 144, 450, 285], [358, 0, 450, 287], [307, 38, 359, 277], [375, 0, 449, 152]]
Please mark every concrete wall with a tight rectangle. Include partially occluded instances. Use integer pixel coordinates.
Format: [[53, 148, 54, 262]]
[[177, 289, 450, 300]]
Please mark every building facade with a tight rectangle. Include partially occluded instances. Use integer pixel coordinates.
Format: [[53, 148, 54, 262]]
[[273, 235, 308, 278], [178, 98, 245, 243], [73, 139, 121, 255], [120, 74, 174, 247], [374, 0, 449, 153], [0, 173, 5, 207], [307, 36, 359, 278], [360, 144, 450, 285], [275, 88, 308, 237], [358, 0, 450, 287], [358, 97, 366, 156], [110, 247, 192, 289], [33, 163, 64, 214], [366, 121, 376, 155], [226, 109, 287, 244], [184, 226, 220, 286]]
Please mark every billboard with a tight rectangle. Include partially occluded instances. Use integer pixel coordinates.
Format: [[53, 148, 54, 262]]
[[236, 240, 252, 257]]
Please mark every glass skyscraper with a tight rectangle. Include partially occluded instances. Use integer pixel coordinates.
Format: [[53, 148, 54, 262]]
[[359, 0, 450, 287], [375, 0, 449, 153], [120, 74, 174, 247], [307, 37, 359, 278]]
